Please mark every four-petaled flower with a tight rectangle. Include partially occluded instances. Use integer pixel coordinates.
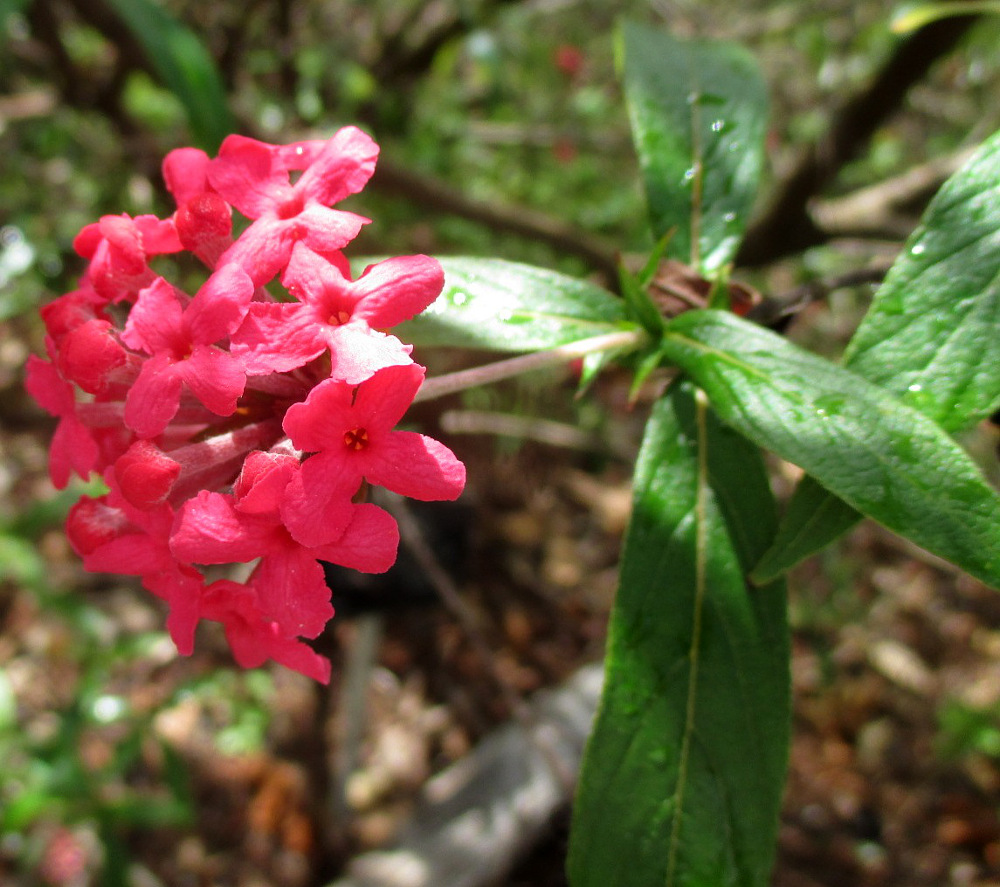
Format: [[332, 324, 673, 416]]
[[232, 242, 442, 382], [121, 265, 254, 437], [208, 128, 378, 285], [282, 363, 466, 547]]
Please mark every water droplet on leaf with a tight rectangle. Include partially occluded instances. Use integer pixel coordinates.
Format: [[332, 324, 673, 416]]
[[813, 394, 845, 418]]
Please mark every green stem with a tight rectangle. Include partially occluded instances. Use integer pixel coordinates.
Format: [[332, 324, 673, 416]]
[[413, 329, 648, 404]]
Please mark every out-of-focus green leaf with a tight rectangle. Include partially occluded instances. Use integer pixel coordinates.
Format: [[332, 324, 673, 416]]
[[397, 257, 634, 351], [618, 21, 768, 273], [103, 0, 234, 150], [1, 789, 61, 832], [891, 1, 999, 33], [0, 533, 47, 592], [754, 128, 1000, 581], [660, 310, 1000, 589], [0, 670, 15, 731], [568, 382, 789, 887]]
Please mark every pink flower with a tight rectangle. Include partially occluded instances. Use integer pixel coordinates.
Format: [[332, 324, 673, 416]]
[[208, 128, 378, 285], [66, 487, 202, 654], [27, 130, 466, 682], [162, 147, 212, 205], [162, 147, 234, 268], [24, 355, 100, 488], [199, 579, 332, 683], [281, 363, 465, 547], [73, 213, 183, 302], [231, 243, 443, 382], [121, 265, 253, 437], [171, 451, 398, 637]]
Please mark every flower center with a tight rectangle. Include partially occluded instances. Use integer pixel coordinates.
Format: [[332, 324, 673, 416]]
[[277, 193, 305, 220], [329, 309, 351, 326], [343, 427, 369, 451]]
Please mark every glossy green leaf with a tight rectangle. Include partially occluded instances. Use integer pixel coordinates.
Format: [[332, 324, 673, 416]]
[[847, 130, 1000, 431], [619, 21, 769, 273], [398, 257, 633, 351], [755, 130, 1000, 581], [568, 382, 789, 887], [104, 0, 235, 151], [660, 310, 1000, 589]]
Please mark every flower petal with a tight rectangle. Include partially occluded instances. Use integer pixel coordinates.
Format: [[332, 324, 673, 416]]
[[313, 502, 399, 573], [352, 255, 444, 328], [171, 490, 277, 564], [230, 302, 327, 374], [367, 431, 466, 501], [124, 352, 183, 438], [254, 546, 333, 638], [179, 347, 245, 417], [209, 135, 289, 217], [122, 277, 185, 354], [184, 264, 254, 344], [296, 126, 379, 206], [280, 453, 358, 548]]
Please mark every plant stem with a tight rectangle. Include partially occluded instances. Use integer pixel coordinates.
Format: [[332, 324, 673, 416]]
[[413, 329, 648, 404]]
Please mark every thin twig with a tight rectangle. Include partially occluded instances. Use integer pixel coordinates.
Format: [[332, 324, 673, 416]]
[[414, 329, 647, 404], [738, 12, 979, 266], [746, 265, 892, 327]]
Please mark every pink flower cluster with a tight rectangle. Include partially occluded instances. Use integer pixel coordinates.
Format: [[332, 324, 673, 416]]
[[26, 127, 465, 682]]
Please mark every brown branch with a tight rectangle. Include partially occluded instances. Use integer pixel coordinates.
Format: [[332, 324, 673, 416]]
[[370, 0, 524, 86], [737, 11, 979, 267], [370, 158, 621, 286], [746, 265, 892, 328], [811, 146, 976, 240]]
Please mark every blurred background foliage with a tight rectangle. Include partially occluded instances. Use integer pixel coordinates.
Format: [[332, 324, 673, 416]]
[[2, 1, 1000, 885]]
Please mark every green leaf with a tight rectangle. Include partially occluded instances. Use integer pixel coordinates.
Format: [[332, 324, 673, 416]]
[[568, 382, 789, 887], [397, 257, 633, 351], [660, 310, 1000, 589], [619, 21, 769, 273], [846, 129, 1000, 432], [103, 0, 234, 151], [0, 532, 47, 592], [750, 479, 859, 584], [756, 130, 1000, 581], [891, 1, 1000, 33]]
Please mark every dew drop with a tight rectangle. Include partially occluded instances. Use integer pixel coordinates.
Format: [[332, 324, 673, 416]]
[[450, 290, 468, 306], [813, 394, 845, 419], [683, 167, 697, 181], [723, 212, 737, 223], [903, 382, 933, 411], [910, 243, 926, 256], [710, 119, 725, 133]]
